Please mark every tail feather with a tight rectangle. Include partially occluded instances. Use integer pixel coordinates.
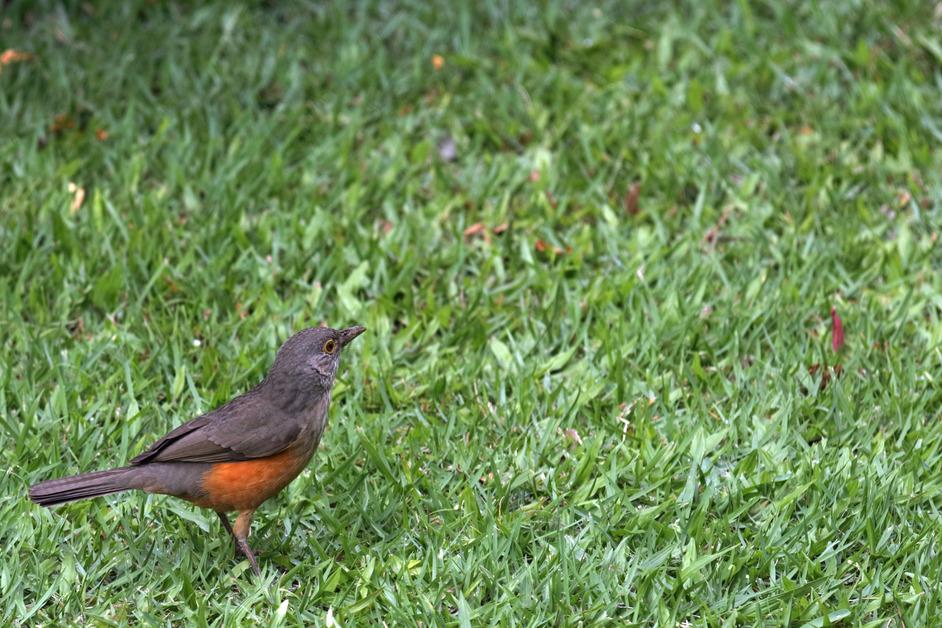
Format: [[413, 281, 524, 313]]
[[29, 467, 137, 507]]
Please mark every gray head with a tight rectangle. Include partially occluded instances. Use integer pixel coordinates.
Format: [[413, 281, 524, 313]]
[[263, 325, 366, 408]]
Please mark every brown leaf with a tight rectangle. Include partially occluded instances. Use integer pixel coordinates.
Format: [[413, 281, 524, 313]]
[[703, 206, 733, 247], [66, 318, 85, 338], [463, 223, 487, 239], [535, 239, 566, 255], [50, 114, 76, 135], [493, 222, 509, 235], [625, 182, 641, 215], [807, 363, 843, 392]]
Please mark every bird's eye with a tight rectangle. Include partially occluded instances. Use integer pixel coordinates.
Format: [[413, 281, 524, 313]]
[[323, 339, 337, 354]]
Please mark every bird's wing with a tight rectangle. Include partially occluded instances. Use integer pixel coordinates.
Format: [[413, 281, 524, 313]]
[[129, 390, 302, 465]]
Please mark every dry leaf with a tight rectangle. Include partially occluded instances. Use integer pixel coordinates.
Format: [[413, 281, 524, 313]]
[[432, 54, 444, 71], [493, 222, 509, 234], [625, 182, 641, 215], [67, 182, 85, 214], [463, 223, 490, 243], [807, 363, 843, 391], [66, 318, 85, 338], [0, 49, 33, 71], [535, 239, 566, 255], [703, 206, 733, 247], [50, 114, 76, 135]]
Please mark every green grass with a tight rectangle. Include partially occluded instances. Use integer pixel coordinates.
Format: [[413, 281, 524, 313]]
[[3, 0, 942, 624]]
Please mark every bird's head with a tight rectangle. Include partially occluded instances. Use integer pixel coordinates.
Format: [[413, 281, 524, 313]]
[[266, 325, 366, 403]]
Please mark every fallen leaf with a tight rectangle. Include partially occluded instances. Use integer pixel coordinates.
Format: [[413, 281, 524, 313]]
[[0, 49, 33, 71], [703, 206, 733, 247], [95, 128, 109, 141], [625, 182, 641, 215], [807, 363, 843, 392], [67, 182, 85, 214], [535, 239, 566, 255], [66, 318, 85, 338], [493, 222, 509, 234], [463, 223, 487, 239], [50, 114, 76, 135], [432, 54, 444, 71], [830, 307, 844, 352]]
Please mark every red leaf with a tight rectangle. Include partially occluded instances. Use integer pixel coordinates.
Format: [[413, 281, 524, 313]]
[[830, 307, 844, 352]]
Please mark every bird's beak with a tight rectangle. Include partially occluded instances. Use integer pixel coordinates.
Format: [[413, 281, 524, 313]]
[[339, 325, 366, 347]]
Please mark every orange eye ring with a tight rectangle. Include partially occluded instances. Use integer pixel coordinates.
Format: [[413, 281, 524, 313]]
[[323, 339, 337, 354]]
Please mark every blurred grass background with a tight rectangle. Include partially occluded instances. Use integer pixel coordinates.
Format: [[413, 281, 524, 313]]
[[2, 0, 942, 624]]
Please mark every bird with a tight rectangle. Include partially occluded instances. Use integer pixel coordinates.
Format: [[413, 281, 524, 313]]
[[28, 325, 366, 575]]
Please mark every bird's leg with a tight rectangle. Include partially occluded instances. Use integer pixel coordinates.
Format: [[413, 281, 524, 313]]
[[216, 512, 242, 559], [233, 509, 260, 576]]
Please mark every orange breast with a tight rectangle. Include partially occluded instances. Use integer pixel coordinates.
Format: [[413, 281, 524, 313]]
[[197, 448, 309, 512]]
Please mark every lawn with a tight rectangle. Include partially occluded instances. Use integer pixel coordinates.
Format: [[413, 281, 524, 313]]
[[3, 0, 942, 624]]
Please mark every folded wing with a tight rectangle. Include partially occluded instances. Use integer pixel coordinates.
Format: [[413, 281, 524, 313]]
[[130, 389, 301, 465]]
